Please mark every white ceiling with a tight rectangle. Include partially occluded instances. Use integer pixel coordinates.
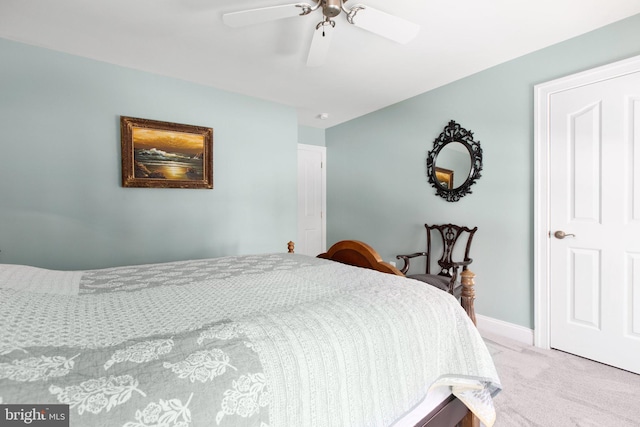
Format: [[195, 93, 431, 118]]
[[1, 1, 639, 128]]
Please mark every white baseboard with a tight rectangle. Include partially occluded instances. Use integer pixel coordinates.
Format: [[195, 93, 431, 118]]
[[476, 314, 534, 346]]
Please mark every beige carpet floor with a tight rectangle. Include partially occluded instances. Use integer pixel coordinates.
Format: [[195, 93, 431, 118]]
[[482, 333, 640, 427]]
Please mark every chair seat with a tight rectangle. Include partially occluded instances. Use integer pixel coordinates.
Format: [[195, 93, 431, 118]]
[[407, 273, 452, 291]]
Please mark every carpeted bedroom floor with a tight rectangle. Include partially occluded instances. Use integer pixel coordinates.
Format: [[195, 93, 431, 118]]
[[482, 333, 640, 427]]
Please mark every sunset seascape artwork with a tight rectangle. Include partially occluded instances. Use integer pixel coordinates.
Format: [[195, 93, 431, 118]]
[[121, 116, 213, 189], [132, 127, 205, 181]]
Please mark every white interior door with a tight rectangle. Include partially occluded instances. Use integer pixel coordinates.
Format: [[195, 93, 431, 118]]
[[547, 69, 640, 374], [297, 144, 326, 256]]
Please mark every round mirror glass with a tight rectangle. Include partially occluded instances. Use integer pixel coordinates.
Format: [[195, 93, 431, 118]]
[[434, 142, 471, 190]]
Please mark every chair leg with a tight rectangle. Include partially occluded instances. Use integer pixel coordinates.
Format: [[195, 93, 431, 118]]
[[460, 270, 476, 326]]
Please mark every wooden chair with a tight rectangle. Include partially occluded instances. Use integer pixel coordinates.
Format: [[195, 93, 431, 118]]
[[397, 224, 477, 296]]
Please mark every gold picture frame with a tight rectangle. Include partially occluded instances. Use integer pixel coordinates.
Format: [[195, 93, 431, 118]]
[[121, 116, 213, 189], [435, 167, 454, 190]]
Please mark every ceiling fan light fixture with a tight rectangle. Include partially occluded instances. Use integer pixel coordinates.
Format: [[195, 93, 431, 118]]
[[316, 16, 336, 32]]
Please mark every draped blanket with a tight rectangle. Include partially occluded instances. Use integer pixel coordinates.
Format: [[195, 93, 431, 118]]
[[0, 253, 500, 426]]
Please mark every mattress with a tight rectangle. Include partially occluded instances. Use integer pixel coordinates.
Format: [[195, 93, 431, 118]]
[[0, 253, 501, 426]]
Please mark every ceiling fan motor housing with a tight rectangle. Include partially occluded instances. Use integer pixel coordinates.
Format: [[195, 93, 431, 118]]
[[321, 0, 343, 18]]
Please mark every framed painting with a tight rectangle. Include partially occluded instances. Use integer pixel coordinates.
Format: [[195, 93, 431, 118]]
[[435, 167, 454, 190], [120, 116, 213, 189]]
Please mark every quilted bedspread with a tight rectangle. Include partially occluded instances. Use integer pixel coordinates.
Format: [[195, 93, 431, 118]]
[[0, 253, 501, 426]]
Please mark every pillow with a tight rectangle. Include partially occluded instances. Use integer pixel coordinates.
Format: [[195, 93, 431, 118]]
[[0, 264, 83, 295]]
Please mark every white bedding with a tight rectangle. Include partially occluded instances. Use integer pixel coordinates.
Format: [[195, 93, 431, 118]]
[[0, 263, 83, 295], [0, 253, 501, 426]]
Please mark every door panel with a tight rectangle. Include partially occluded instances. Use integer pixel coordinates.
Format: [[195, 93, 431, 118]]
[[569, 248, 600, 329], [632, 98, 640, 221], [570, 103, 601, 222], [629, 253, 640, 337]]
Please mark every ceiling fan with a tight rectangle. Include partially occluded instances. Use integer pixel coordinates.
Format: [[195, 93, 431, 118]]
[[223, 0, 420, 67]]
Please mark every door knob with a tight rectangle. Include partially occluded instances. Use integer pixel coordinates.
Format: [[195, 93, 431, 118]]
[[554, 230, 575, 239]]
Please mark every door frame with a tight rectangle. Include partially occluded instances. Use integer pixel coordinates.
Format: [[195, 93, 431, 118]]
[[533, 54, 640, 349], [297, 143, 327, 254]]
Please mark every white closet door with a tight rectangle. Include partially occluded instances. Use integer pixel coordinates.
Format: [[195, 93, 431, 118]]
[[548, 70, 640, 374], [297, 144, 326, 256]]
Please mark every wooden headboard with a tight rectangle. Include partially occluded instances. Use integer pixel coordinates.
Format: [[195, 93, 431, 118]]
[[288, 240, 403, 276]]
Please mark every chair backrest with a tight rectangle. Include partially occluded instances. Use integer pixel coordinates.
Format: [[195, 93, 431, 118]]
[[425, 224, 477, 276]]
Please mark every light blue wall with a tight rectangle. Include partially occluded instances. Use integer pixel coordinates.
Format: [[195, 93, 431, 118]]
[[325, 13, 640, 329], [298, 126, 326, 146], [0, 38, 298, 270]]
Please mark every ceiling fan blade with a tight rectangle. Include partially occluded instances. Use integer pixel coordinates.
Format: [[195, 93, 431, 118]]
[[306, 24, 334, 67], [349, 6, 419, 44], [223, 4, 308, 28]]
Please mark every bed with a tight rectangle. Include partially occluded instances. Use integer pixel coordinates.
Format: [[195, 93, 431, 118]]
[[0, 240, 500, 427]]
